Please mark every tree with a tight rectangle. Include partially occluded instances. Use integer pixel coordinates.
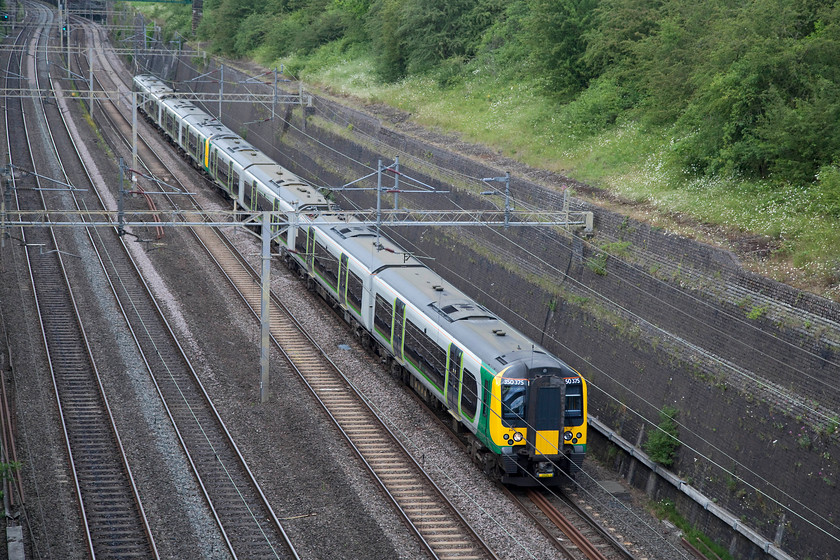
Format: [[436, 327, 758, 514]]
[[526, 0, 598, 97], [200, 0, 264, 55], [673, 0, 840, 180], [366, 0, 407, 80]]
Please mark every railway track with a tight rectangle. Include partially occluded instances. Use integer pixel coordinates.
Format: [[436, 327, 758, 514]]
[[199, 225, 499, 560], [68, 17, 501, 558], [5, 3, 158, 557], [513, 488, 636, 560], [32, 16, 302, 560], [0, 14, 28, 529]]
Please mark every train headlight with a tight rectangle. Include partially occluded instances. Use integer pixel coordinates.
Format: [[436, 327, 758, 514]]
[[576, 432, 582, 439], [512, 432, 523, 442], [564, 431, 573, 441]]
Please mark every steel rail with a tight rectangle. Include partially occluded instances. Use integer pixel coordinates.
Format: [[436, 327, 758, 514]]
[[15, 8, 96, 556], [72, 20, 301, 559], [8, 4, 158, 557], [527, 489, 614, 560], [0, 14, 30, 519], [0, 8, 53, 556], [29, 4, 159, 556]]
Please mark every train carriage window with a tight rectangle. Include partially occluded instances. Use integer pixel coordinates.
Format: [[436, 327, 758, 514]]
[[256, 191, 272, 212], [501, 384, 527, 427], [187, 130, 197, 155], [347, 270, 363, 313], [231, 170, 240, 195], [313, 241, 338, 290], [461, 369, 478, 419], [295, 226, 308, 255], [374, 294, 393, 342], [218, 157, 230, 186], [404, 320, 445, 392]]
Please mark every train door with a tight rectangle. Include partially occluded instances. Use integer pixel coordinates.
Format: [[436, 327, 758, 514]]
[[526, 376, 565, 458], [271, 200, 287, 246], [393, 299, 405, 359], [447, 345, 463, 415], [209, 147, 217, 180], [249, 181, 258, 210], [307, 230, 315, 272], [338, 254, 349, 306], [198, 136, 206, 167]]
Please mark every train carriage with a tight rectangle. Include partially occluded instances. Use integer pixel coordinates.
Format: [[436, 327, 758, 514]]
[[133, 74, 587, 485]]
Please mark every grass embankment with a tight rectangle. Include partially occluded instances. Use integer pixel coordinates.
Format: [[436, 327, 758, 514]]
[[276, 47, 840, 300]]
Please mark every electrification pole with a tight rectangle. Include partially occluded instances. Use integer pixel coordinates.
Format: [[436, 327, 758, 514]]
[[260, 212, 271, 402]]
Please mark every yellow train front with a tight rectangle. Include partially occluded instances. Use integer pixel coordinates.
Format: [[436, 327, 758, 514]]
[[480, 352, 587, 486]]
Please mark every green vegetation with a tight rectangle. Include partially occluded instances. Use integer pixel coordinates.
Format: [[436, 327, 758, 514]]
[[129, 1, 192, 43], [644, 405, 680, 467], [747, 305, 769, 320], [586, 251, 608, 276], [652, 498, 734, 560], [134, 0, 840, 297], [601, 240, 632, 258], [0, 461, 20, 500]]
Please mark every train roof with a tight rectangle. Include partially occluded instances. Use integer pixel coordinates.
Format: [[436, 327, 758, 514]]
[[244, 160, 329, 208], [316, 218, 572, 372], [212, 135, 263, 161], [376, 263, 561, 372], [134, 74, 169, 94], [135, 75, 232, 139], [186, 113, 229, 139], [317, 218, 422, 271]]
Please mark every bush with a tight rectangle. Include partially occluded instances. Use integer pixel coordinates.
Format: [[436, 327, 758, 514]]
[[556, 77, 636, 138], [644, 405, 680, 467], [813, 165, 840, 218]]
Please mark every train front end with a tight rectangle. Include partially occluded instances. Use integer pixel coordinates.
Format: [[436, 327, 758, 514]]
[[487, 352, 587, 486]]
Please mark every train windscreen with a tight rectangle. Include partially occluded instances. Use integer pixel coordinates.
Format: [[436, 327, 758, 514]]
[[501, 384, 526, 427], [565, 384, 584, 426]]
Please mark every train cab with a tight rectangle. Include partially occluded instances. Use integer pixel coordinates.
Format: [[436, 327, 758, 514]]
[[489, 351, 587, 485]]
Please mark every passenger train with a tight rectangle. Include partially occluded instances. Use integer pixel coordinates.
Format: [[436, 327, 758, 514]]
[[133, 74, 587, 485]]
